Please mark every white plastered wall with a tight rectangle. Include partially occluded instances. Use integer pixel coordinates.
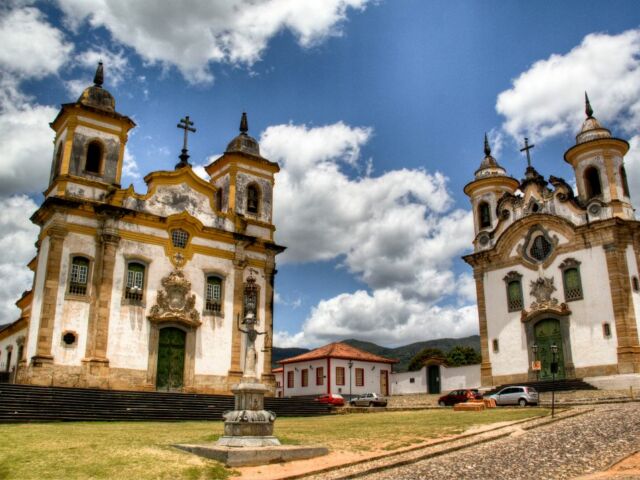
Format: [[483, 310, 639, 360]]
[[391, 368, 427, 395], [486, 243, 618, 377], [26, 237, 50, 361]]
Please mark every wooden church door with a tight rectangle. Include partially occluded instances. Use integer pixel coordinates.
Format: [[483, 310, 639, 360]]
[[156, 327, 186, 391], [534, 319, 566, 380]]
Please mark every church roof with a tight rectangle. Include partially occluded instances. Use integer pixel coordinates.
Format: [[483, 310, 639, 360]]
[[474, 134, 507, 178], [225, 112, 262, 157], [576, 93, 612, 144], [278, 342, 398, 365]]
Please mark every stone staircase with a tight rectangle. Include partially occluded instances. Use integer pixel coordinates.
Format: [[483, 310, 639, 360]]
[[484, 378, 597, 396], [0, 384, 332, 422]]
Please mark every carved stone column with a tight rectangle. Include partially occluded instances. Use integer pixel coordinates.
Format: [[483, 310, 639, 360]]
[[32, 224, 68, 365], [474, 268, 494, 387], [604, 242, 640, 373], [84, 230, 120, 364], [261, 256, 276, 388], [228, 251, 247, 383]]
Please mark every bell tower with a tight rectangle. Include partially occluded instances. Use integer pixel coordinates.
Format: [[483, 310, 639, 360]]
[[205, 112, 279, 241], [47, 62, 136, 199], [464, 135, 519, 244], [564, 93, 633, 220]]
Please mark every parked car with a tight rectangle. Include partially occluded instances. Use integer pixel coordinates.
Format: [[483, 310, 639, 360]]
[[486, 386, 538, 406], [437, 389, 483, 407], [314, 393, 345, 406], [349, 392, 388, 407]]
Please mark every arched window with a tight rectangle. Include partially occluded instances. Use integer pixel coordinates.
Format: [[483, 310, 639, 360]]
[[215, 189, 223, 212], [125, 262, 145, 301], [478, 202, 491, 228], [503, 271, 523, 312], [51, 143, 63, 180], [584, 166, 602, 199], [247, 184, 260, 214], [85, 141, 103, 174], [560, 258, 583, 302], [205, 275, 223, 314], [632, 276, 640, 292], [620, 166, 630, 198], [68, 256, 90, 296]]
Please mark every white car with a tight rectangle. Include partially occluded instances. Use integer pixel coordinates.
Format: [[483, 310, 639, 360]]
[[487, 386, 539, 406], [349, 393, 388, 407]]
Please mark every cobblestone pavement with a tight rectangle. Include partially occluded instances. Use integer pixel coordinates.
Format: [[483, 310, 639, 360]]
[[361, 403, 640, 480]]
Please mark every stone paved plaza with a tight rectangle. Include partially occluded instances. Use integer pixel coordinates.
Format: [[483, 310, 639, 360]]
[[360, 403, 640, 480]]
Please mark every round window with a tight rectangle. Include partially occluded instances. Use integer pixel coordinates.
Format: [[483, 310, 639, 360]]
[[62, 332, 77, 346], [529, 235, 552, 262]]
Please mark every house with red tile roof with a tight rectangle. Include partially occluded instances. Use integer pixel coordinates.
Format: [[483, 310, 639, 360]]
[[276, 342, 397, 398]]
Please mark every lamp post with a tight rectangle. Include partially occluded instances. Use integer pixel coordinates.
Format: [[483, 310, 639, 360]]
[[348, 360, 353, 402], [550, 343, 558, 418], [532, 343, 539, 382]]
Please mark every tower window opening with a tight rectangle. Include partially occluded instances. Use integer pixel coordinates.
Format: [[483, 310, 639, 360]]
[[632, 276, 639, 292], [247, 184, 260, 214], [478, 201, 491, 228], [85, 141, 103, 174], [584, 166, 602, 199], [215, 189, 223, 212], [620, 166, 630, 198]]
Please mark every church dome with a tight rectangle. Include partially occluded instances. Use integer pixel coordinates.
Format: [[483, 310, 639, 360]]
[[576, 93, 611, 144], [77, 62, 115, 112], [475, 134, 507, 178], [225, 112, 261, 156]]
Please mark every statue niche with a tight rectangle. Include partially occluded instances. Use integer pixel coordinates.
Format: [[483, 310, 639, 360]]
[[149, 269, 201, 327]]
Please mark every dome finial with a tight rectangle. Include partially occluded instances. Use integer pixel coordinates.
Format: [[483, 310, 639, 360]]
[[239, 112, 248, 134], [93, 61, 104, 87], [484, 133, 491, 157], [585, 91, 594, 118]]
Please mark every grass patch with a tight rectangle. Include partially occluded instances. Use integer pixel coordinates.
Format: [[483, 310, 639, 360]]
[[0, 408, 546, 479]]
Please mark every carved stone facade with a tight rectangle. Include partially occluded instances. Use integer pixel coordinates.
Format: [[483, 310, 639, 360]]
[[464, 99, 640, 387], [5, 65, 285, 395]]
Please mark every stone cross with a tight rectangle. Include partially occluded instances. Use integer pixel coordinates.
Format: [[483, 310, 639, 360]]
[[520, 137, 535, 168], [176, 116, 196, 168]]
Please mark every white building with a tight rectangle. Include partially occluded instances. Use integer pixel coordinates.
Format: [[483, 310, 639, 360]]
[[463, 96, 640, 388], [277, 342, 397, 398], [1, 63, 285, 394], [391, 364, 481, 395]]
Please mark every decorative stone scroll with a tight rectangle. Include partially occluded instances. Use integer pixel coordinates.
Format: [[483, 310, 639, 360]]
[[148, 269, 201, 327], [521, 276, 570, 323]]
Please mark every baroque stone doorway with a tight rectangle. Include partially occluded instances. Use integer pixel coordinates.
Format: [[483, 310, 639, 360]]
[[534, 318, 566, 380], [156, 327, 186, 391]]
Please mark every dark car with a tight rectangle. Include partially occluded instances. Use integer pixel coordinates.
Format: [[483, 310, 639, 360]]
[[437, 389, 483, 406], [314, 393, 345, 406]]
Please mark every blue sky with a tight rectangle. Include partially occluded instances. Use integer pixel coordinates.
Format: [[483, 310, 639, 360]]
[[2, 0, 640, 348]]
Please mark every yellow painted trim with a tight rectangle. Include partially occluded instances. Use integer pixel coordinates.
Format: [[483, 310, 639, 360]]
[[59, 123, 77, 176], [0, 317, 28, 342], [51, 105, 135, 133]]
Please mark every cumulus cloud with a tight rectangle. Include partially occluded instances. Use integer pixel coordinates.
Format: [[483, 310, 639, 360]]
[[56, 0, 371, 83], [275, 289, 478, 348], [0, 6, 73, 79], [265, 121, 475, 347], [0, 195, 39, 325], [497, 29, 640, 143], [65, 47, 130, 97]]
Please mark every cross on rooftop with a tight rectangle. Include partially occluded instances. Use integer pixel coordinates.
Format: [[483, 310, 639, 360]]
[[176, 115, 196, 169], [520, 137, 535, 168]]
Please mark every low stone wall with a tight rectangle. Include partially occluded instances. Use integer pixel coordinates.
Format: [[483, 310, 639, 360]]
[[387, 394, 441, 407]]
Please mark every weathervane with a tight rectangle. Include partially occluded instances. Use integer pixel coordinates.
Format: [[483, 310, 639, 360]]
[[176, 115, 196, 169], [520, 137, 535, 168]]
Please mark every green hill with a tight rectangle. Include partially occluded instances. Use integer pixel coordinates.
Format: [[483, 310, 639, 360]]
[[272, 335, 480, 372]]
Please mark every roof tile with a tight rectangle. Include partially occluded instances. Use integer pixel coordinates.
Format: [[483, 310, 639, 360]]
[[278, 342, 398, 365]]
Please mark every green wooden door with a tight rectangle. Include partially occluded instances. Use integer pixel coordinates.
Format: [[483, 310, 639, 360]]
[[427, 365, 441, 394], [156, 327, 186, 391], [534, 319, 565, 380]]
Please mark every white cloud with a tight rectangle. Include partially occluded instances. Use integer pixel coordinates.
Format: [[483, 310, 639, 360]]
[[496, 29, 640, 143], [65, 47, 130, 97], [56, 0, 371, 83], [0, 6, 72, 79], [264, 121, 475, 347], [0, 195, 38, 326], [121, 149, 140, 181], [275, 289, 478, 348]]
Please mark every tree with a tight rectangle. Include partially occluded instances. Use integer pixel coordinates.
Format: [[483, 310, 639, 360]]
[[407, 348, 445, 371], [446, 346, 481, 366]]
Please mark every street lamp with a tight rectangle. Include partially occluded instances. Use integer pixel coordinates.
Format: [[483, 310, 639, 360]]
[[348, 360, 353, 402], [550, 343, 559, 418], [532, 343, 539, 382]]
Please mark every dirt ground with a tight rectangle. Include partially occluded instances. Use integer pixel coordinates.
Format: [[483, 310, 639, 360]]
[[576, 450, 640, 479]]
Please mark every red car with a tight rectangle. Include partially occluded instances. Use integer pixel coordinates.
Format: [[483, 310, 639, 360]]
[[314, 393, 345, 406], [437, 389, 483, 407]]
